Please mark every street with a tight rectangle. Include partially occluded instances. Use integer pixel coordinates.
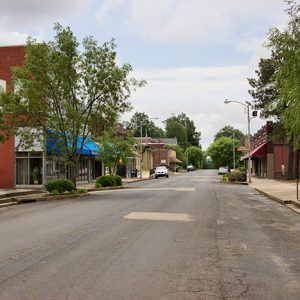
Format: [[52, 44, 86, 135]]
[[1, 170, 300, 299]]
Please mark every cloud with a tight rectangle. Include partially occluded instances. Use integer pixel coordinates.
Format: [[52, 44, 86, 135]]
[[95, 0, 125, 25], [125, 65, 266, 149], [96, 0, 286, 45], [0, 0, 90, 45]]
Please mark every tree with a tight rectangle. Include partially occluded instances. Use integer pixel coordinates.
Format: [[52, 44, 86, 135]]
[[164, 113, 201, 147], [125, 112, 164, 138], [0, 23, 144, 187], [98, 130, 135, 174], [202, 152, 213, 169], [165, 144, 185, 163], [214, 126, 245, 144], [267, 0, 300, 149], [207, 136, 242, 168], [185, 146, 203, 169], [165, 119, 187, 147], [248, 57, 280, 118]]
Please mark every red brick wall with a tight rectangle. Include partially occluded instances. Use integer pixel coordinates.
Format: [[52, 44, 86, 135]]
[[152, 149, 169, 168], [273, 144, 289, 173], [0, 45, 25, 188]]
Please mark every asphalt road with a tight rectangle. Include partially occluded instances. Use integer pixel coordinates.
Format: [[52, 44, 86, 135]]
[[1, 170, 300, 299]]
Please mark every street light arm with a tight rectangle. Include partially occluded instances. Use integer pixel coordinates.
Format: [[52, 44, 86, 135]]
[[224, 99, 248, 108]]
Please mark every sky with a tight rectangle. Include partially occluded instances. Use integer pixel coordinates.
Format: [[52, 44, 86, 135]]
[[0, 0, 289, 149]]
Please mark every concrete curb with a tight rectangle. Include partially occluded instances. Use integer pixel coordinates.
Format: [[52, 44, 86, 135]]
[[17, 192, 90, 203], [0, 190, 42, 199], [254, 188, 292, 205], [219, 181, 248, 185], [253, 187, 300, 215]]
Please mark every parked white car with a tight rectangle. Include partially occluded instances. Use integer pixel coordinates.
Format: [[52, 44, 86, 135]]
[[218, 166, 229, 175], [155, 166, 169, 178], [187, 165, 195, 172]]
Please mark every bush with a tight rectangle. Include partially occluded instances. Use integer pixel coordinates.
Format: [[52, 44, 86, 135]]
[[51, 189, 60, 196], [221, 173, 230, 182], [77, 188, 87, 194], [95, 175, 122, 187], [46, 179, 75, 194], [227, 171, 246, 182], [95, 182, 102, 188]]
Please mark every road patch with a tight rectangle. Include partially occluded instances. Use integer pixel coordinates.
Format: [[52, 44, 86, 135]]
[[123, 212, 194, 222]]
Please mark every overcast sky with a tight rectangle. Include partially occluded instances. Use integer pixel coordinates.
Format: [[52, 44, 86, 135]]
[[0, 0, 288, 149]]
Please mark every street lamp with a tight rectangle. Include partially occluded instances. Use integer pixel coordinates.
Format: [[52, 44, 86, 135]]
[[224, 99, 255, 183], [232, 131, 235, 171]]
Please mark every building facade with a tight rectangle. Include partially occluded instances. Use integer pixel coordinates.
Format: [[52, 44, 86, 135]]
[[242, 121, 298, 180], [0, 45, 26, 188]]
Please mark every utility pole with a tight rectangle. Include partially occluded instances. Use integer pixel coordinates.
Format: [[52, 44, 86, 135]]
[[232, 131, 235, 170], [140, 122, 143, 179]]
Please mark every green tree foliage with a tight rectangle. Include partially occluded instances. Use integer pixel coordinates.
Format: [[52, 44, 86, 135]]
[[202, 152, 213, 169], [125, 112, 164, 138], [214, 126, 245, 144], [165, 144, 185, 163], [97, 130, 135, 175], [185, 146, 203, 169], [248, 57, 280, 118], [165, 119, 187, 147], [207, 137, 242, 168], [164, 113, 201, 147], [266, 0, 300, 149], [0, 23, 144, 186]]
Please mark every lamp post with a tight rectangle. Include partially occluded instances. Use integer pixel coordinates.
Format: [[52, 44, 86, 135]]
[[232, 131, 235, 171], [224, 99, 254, 183]]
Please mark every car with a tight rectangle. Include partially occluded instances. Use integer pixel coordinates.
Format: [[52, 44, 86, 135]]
[[187, 165, 195, 172], [218, 166, 229, 175], [155, 166, 169, 178]]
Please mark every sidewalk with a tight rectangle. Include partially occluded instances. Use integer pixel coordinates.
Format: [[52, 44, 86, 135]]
[[0, 172, 152, 207], [249, 177, 300, 214]]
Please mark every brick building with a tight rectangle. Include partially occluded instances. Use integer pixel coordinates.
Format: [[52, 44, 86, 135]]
[[0, 45, 103, 188], [242, 121, 298, 179], [0, 45, 25, 188]]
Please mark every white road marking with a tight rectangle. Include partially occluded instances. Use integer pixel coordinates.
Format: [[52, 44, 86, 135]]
[[123, 212, 194, 222], [174, 188, 196, 192], [91, 187, 196, 194]]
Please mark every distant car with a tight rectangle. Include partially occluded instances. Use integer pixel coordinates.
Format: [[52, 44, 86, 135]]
[[155, 166, 169, 178], [218, 166, 229, 175], [187, 165, 195, 172]]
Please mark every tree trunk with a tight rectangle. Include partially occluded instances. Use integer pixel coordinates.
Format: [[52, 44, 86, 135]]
[[68, 155, 77, 189]]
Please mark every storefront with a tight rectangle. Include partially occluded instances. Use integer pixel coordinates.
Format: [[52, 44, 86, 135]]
[[13, 132, 101, 187]]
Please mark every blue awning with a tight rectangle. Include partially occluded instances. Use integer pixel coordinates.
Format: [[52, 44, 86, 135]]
[[47, 133, 100, 156]]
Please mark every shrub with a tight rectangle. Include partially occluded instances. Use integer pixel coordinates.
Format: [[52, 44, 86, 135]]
[[95, 174, 122, 187], [51, 189, 60, 196], [46, 179, 75, 194], [77, 188, 87, 194], [221, 173, 230, 182], [95, 182, 102, 188], [228, 171, 246, 182]]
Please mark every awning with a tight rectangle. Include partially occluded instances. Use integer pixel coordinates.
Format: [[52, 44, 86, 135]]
[[47, 133, 100, 156], [169, 156, 182, 164], [241, 142, 267, 161]]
